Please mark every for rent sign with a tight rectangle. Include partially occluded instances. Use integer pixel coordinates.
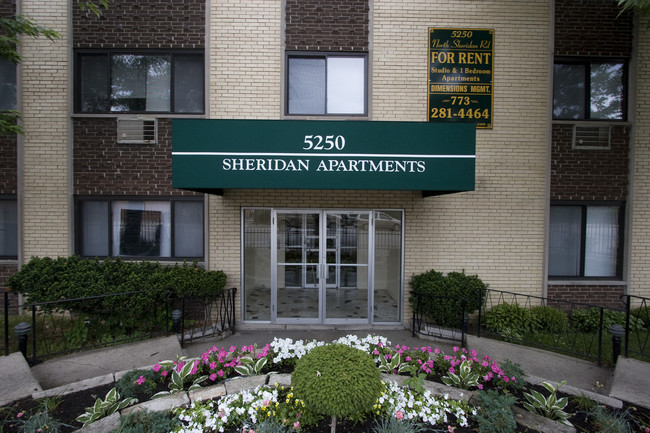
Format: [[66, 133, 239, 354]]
[[172, 119, 475, 192], [428, 28, 494, 129]]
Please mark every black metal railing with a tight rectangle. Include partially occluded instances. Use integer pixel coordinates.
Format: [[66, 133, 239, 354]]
[[411, 291, 470, 345], [2, 287, 237, 364], [621, 294, 650, 361], [411, 288, 650, 366], [167, 287, 237, 347]]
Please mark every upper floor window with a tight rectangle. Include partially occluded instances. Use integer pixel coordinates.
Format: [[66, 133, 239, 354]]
[[76, 197, 204, 259], [286, 52, 367, 116], [75, 51, 204, 114], [0, 199, 17, 258], [548, 203, 623, 279], [0, 57, 17, 111], [553, 59, 626, 121]]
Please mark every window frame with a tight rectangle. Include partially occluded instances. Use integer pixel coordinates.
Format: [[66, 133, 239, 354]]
[[285, 51, 369, 117], [0, 56, 17, 112], [548, 201, 625, 280], [553, 57, 628, 121], [74, 50, 205, 115], [0, 197, 18, 260], [75, 196, 205, 260]]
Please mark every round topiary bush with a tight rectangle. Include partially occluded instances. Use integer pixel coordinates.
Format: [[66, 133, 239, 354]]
[[292, 343, 382, 426]]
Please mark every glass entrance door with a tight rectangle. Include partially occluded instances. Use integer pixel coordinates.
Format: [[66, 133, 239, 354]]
[[324, 211, 370, 322], [272, 210, 370, 323]]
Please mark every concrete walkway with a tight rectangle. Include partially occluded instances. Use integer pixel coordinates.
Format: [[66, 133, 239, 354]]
[[1, 328, 649, 411]]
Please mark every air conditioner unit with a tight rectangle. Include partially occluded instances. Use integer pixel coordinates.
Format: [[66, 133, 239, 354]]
[[117, 118, 157, 144], [572, 125, 611, 150]]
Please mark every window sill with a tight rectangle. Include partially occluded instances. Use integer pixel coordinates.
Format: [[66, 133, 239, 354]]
[[548, 279, 626, 286]]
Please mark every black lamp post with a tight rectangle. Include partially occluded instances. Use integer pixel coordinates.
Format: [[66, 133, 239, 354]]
[[171, 309, 182, 334], [14, 321, 31, 358], [609, 324, 625, 364]]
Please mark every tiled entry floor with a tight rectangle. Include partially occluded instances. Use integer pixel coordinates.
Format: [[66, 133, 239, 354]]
[[244, 287, 399, 322]]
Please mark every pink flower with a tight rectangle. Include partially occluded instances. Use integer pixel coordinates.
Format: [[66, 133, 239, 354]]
[[477, 384, 484, 390], [385, 354, 392, 360], [503, 376, 510, 383], [136, 375, 145, 385], [210, 362, 217, 370], [373, 349, 379, 355], [434, 348, 440, 354], [448, 367, 455, 374], [405, 356, 412, 362], [395, 411, 404, 420], [229, 345, 237, 352], [17, 411, 25, 418], [161, 370, 169, 377], [453, 346, 460, 352], [209, 373, 217, 381], [217, 369, 225, 377], [293, 421, 300, 429], [153, 363, 161, 372]]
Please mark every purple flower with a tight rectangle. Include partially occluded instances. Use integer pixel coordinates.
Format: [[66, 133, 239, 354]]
[[209, 373, 217, 381]]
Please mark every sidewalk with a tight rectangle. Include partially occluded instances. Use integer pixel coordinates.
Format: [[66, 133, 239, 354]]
[[1, 329, 649, 410]]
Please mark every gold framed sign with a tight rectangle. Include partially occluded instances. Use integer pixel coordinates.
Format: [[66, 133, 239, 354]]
[[428, 28, 494, 129]]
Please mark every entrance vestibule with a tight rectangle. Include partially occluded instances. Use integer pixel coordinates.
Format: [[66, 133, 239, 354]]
[[242, 208, 403, 324]]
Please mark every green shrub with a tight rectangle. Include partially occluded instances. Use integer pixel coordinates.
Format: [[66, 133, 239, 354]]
[[484, 303, 539, 339], [409, 269, 487, 328], [292, 344, 382, 424], [115, 369, 160, 401], [473, 390, 517, 433], [110, 410, 180, 433], [530, 305, 569, 333], [570, 307, 645, 333], [9, 256, 227, 303]]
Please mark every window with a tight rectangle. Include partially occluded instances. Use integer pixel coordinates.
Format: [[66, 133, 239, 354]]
[[75, 51, 204, 114], [287, 53, 367, 116], [0, 57, 17, 111], [553, 59, 626, 120], [549, 204, 623, 278], [77, 198, 204, 259], [0, 199, 17, 258]]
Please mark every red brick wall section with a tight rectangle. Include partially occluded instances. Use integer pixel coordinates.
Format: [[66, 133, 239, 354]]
[[73, 0, 205, 49], [285, 0, 369, 51], [555, 0, 633, 57], [548, 285, 625, 310], [550, 124, 629, 201], [73, 118, 198, 196]]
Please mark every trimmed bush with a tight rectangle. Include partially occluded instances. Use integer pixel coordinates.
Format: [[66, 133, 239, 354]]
[[409, 269, 487, 328], [292, 343, 382, 422], [8, 256, 227, 304]]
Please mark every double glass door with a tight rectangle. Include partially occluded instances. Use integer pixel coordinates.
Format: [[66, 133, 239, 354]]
[[274, 210, 370, 323]]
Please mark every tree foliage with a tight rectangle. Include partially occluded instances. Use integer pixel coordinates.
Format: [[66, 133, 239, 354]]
[[617, 0, 650, 17]]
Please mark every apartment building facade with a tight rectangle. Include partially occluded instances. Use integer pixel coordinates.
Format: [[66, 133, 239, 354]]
[[1, 0, 648, 328]]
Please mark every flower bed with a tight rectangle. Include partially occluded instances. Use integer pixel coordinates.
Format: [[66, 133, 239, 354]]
[[2, 334, 650, 433]]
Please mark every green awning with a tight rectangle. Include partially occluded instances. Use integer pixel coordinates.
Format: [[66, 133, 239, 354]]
[[172, 119, 475, 195]]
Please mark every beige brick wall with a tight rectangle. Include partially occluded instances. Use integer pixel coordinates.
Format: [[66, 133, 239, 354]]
[[20, 0, 71, 259], [206, 0, 552, 325], [628, 14, 650, 300], [373, 0, 550, 303]]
